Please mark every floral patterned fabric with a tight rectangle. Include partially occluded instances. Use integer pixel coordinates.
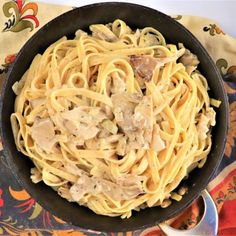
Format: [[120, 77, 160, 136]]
[[0, 1, 235, 235]]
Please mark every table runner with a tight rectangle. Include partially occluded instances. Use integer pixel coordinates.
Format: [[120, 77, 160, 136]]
[[0, 1, 235, 235]]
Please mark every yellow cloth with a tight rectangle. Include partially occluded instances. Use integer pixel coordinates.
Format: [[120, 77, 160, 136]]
[[0, 2, 236, 71], [0, 1, 236, 235]]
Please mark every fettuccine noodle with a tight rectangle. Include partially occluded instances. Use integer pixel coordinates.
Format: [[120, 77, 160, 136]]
[[11, 19, 219, 218]]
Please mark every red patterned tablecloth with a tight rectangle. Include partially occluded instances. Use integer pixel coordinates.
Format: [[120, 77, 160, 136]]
[[0, 1, 235, 235]]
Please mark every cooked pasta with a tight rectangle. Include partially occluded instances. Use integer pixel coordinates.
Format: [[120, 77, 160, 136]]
[[11, 19, 219, 219]]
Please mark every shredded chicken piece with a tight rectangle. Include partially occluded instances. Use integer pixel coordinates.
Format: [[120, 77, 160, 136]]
[[100, 104, 113, 119], [116, 136, 127, 156], [31, 117, 57, 153], [112, 92, 153, 152], [85, 134, 122, 151], [60, 106, 107, 140], [197, 108, 216, 140], [111, 92, 140, 132], [98, 129, 110, 138], [75, 29, 87, 39], [106, 134, 123, 143], [133, 96, 153, 133], [58, 186, 73, 201], [101, 119, 118, 135], [179, 48, 199, 75], [111, 76, 126, 94], [130, 55, 158, 82], [70, 174, 144, 202], [116, 174, 145, 188], [90, 24, 118, 42], [85, 138, 100, 150], [206, 107, 216, 126], [62, 107, 107, 125], [64, 163, 88, 176], [197, 114, 210, 140], [12, 79, 25, 95], [130, 55, 177, 82], [151, 124, 166, 152], [64, 120, 99, 140], [30, 98, 46, 108], [128, 134, 149, 150], [30, 167, 42, 183], [140, 33, 160, 47], [126, 93, 143, 103], [125, 95, 153, 150]]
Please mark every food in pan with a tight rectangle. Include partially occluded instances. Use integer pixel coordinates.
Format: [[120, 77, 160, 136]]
[[11, 19, 219, 218]]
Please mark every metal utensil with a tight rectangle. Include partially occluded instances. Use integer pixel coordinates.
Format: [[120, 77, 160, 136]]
[[159, 190, 218, 236]]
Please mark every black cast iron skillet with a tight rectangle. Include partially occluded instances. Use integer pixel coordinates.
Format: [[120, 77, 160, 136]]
[[0, 2, 228, 232]]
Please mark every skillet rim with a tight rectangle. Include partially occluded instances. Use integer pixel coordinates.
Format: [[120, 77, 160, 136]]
[[0, 2, 229, 232]]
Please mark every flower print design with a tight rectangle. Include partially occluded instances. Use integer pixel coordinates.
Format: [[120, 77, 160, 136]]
[[0, 215, 51, 235], [2, 0, 39, 33], [216, 58, 236, 80], [186, 213, 198, 228], [0, 53, 16, 74], [215, 58, 236, 158], [225, 102, 236, 158], [216, 191, 227, 204], [0, 186, 73, 236], [140, 226, 162, 236], [216, 58, 228, 75], [228, 177, 236, 194], [203, 24, 225, 36], [172, 15, 182, 21], [9, 186, 65, 228], [0, 216, 25, 235], [5, 54, 16, 64], [216, 59, 236, 94], [0, 138, 2, 151], [9, 186, 38, 215], [0, 188, 4, 217], [52, 231, 86, 236]]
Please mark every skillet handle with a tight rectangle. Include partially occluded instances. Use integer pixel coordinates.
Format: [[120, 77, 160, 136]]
[[159, 190, 218, 236]]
